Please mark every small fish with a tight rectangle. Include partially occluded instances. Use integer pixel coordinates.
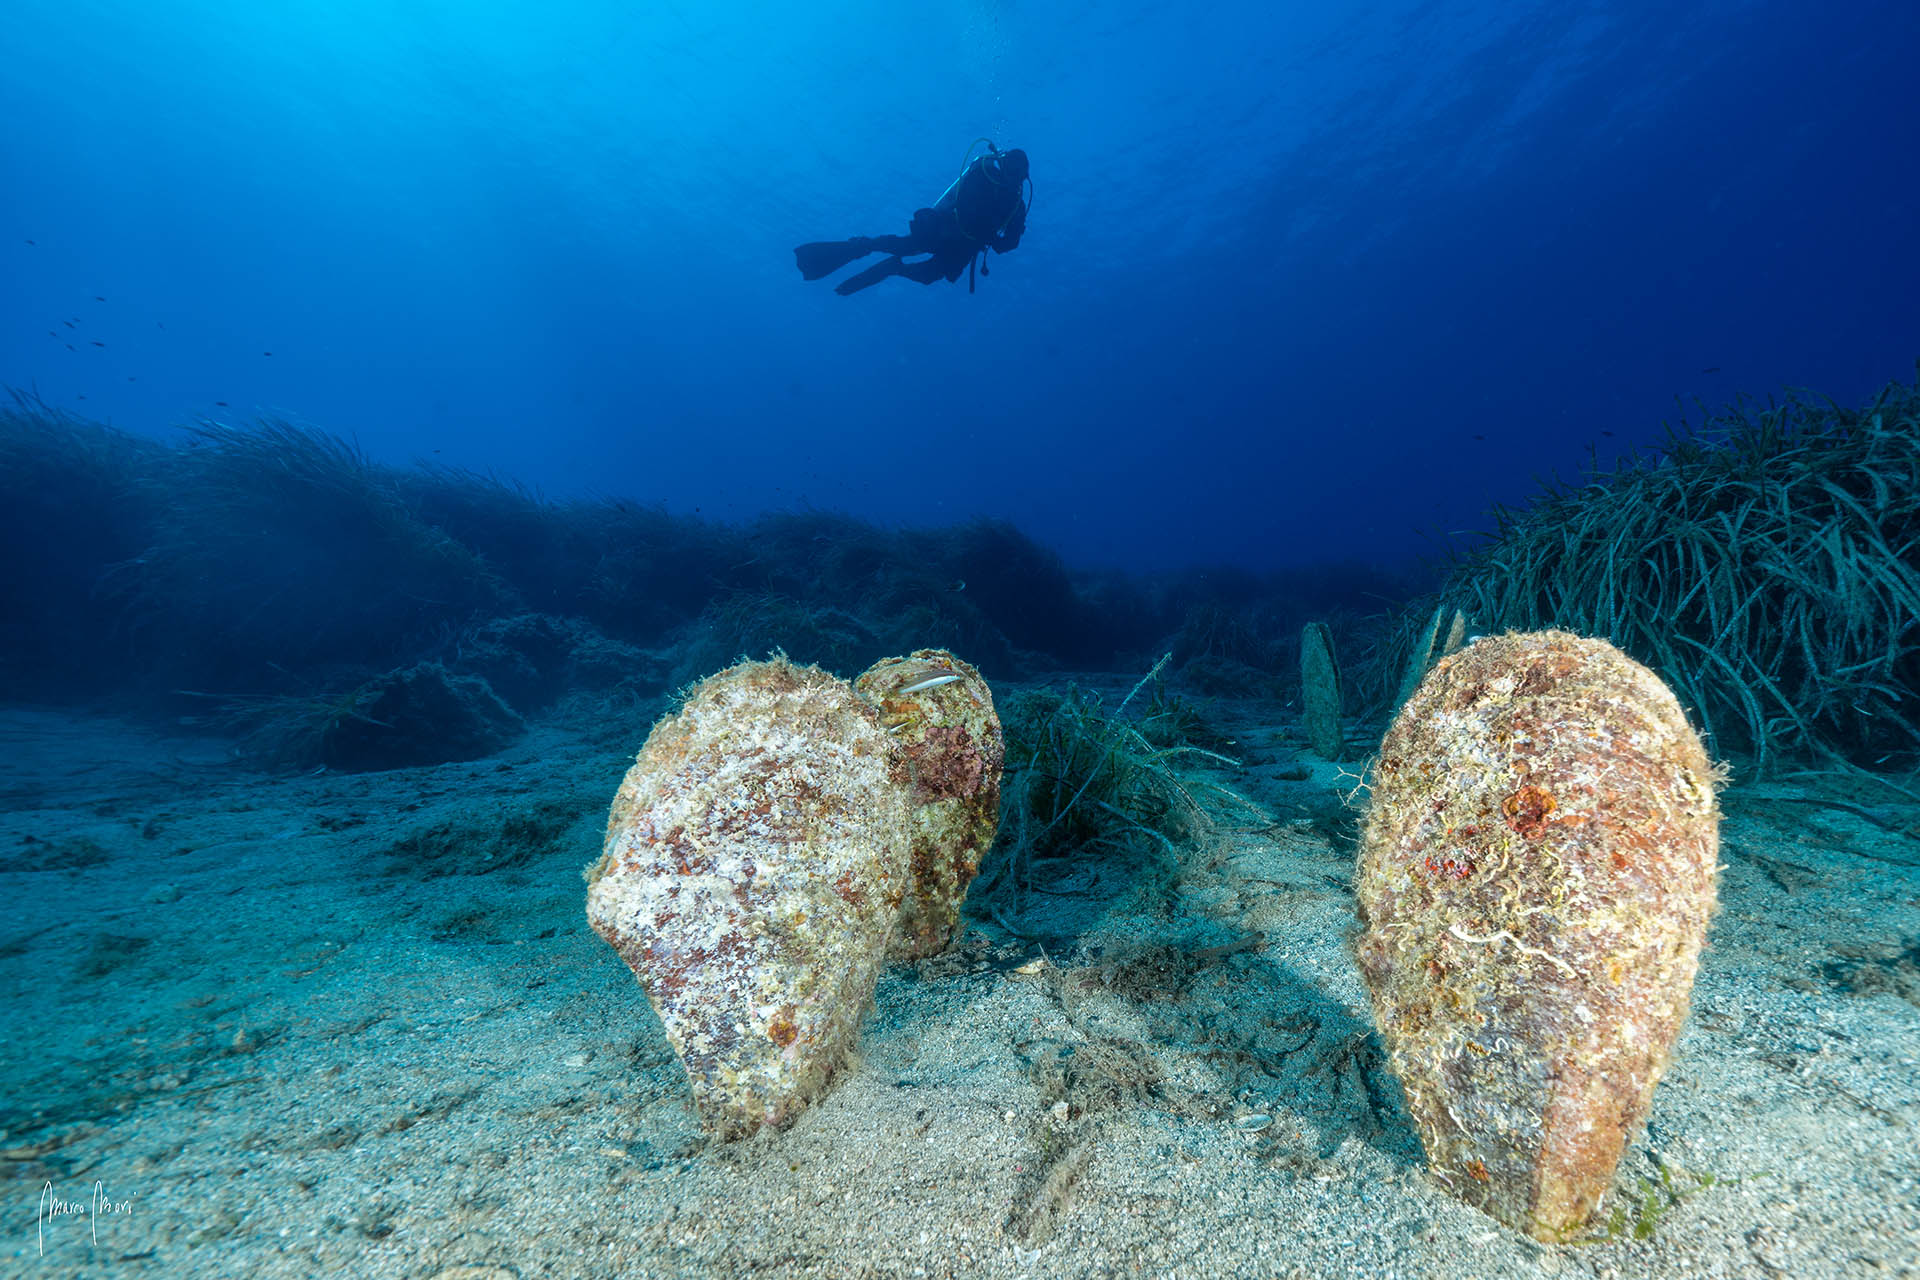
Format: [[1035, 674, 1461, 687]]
[[262, 351, 273, 356], [1601, 430, 1615, 438], [65, 344, 73, 350], [90, 341, 105, 347], [25, 239, 35, 245], [76, 394, 86, 400], [62, 320, 74, 328], [1701, 367, 1720, 374], [94, 296, 105, 302], [899, 673, 963, 694], [215, 401, 228, 407], [1472, 434, 1486, 441]]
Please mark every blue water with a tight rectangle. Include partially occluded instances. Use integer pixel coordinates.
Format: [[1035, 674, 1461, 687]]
[[4, 0, 1917, 572], [7, 9, 1920, 1273]]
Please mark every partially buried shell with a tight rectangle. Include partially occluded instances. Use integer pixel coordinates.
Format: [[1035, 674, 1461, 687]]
[[1355, 630, 1720, 1241], [854, 648, 1004, 960], [585, 657, 910, 1139]]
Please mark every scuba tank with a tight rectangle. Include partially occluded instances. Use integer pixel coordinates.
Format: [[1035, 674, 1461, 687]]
[[934, 140, 1031, 235], [930, 142, 993, 216], [933, 139, 1034, 292]]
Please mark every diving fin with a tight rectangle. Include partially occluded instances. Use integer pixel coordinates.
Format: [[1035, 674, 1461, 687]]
[[833, 256, 902, 296], [794, 238, 877, 281]]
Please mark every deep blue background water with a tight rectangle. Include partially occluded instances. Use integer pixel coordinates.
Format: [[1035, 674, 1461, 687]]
[[5, 0, 1917, 573]]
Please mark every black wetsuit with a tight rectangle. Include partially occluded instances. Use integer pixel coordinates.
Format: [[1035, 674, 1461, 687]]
[[795, 153, 1029, 294], [867, 156, 1028, 284]]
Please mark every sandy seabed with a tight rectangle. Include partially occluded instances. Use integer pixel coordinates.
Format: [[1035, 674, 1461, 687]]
[[1, 692, 1916, 1280]]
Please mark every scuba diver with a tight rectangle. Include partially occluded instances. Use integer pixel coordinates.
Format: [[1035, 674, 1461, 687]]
[[795, 142, 1030, 295]]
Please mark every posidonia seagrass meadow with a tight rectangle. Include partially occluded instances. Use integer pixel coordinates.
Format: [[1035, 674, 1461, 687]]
[[1431, 370, 1920, 773]]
